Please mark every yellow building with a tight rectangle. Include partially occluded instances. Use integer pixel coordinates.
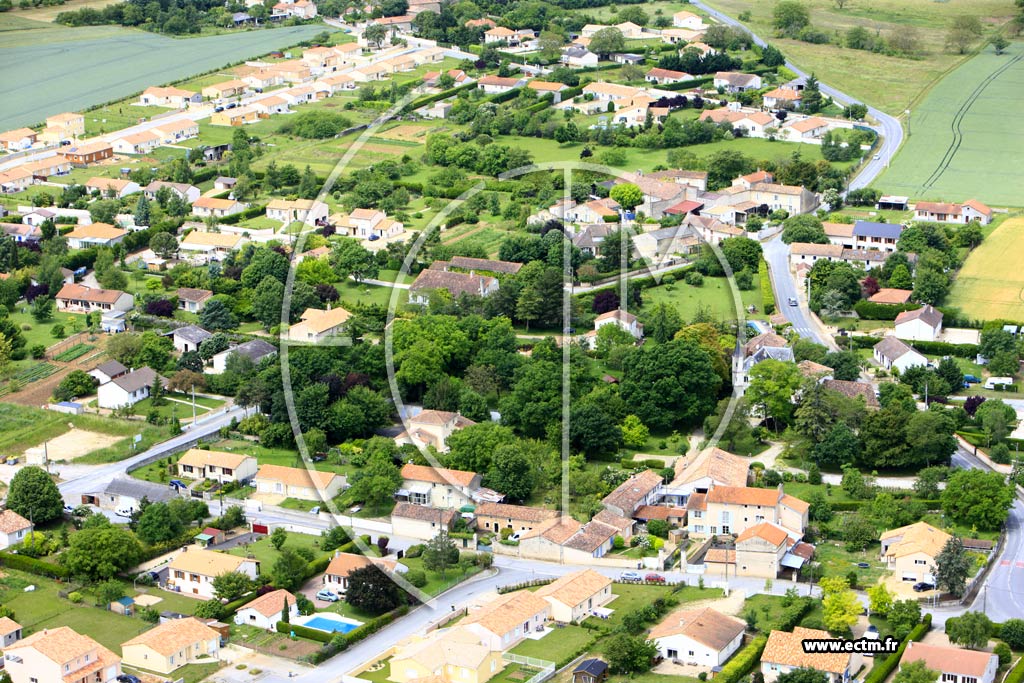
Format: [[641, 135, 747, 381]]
[[121, 617, 220, 674], [880, 521, 951, 583], [389, 627, 505, 683]]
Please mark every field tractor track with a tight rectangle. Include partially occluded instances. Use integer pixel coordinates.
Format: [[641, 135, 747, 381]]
[[919, 53, 1023, 192]]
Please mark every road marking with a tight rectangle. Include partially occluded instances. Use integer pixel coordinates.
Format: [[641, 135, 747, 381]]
[[1016, 561, 1024, 569], [1002, 560, 1011, 566]]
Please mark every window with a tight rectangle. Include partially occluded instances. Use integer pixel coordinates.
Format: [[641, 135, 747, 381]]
[[941, 676, 956, 683], [722, 525, 730, 534], [688, 651, 695, 657], [711, 526, 718, 534], [914, 559, 927, 565]]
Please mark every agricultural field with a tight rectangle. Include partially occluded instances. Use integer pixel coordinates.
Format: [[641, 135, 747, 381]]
[[947, 217, 1024, 320], [701, 0, 1016, 113], [0, 22, 326, 128], [876, 46, 1024, 206]]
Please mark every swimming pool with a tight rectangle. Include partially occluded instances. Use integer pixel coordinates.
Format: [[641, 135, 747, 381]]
[[296, 613, 363, 634]]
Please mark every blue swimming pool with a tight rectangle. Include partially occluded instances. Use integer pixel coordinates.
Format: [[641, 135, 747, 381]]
[[301, 616, 361, 634]]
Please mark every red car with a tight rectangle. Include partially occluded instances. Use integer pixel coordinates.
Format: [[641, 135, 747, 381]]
[[645, 573, 665, 583]]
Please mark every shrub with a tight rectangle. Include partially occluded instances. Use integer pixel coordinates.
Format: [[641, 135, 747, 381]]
[[405, 569, 427, 587], [685, 271, 704, 286], [717, 635, 767, 683], [405, 544, 425, 558], [68, 592, 83, 603]]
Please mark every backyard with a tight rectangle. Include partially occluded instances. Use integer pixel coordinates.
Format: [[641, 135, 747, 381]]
[[639, 275, 763, 323]]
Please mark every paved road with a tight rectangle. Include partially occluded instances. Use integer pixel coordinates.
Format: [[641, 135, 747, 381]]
[[762, 237, 830, 346]]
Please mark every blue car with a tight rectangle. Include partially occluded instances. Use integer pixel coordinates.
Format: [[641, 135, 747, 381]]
[[964, 374, 980, 384]]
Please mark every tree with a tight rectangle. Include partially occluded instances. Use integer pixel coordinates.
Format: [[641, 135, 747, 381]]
[[947, 611, 993, 649], [941, 469, 1014, 531], [999, 619, 1024, 650], [252, 276, 285, 330], [570, 400, 623, 456], [843, 512, 877, 552], [199, 299, 238, 331], [7, 466, 63, 524], [620, 338, 722, 430], [53, 370, 96, 402], [332, 238, 379, 282], [345, 564, 404, 614], [604, 634, 658, 674], [747, 359, 802, 427], [993, 35, 1009, 54], [934, 537, 971, 598], [348, 451, 402, 511], [63, 526, 142, 580], [620, 415, 650, 449], [134, 194, 151, 226], [364, 22, 387, 48], [822, 578, 860, 634], [270, 548, 308, 592], [271, 526, 288, 551], [947, 15, 984, 54], [609, 183, 642, 210], [645, 303, 683, 343], [888, 599, 921, 640], [813, 422, 861, 467], [486, 445, 535, 501], [914, 466, 948, 499], [136, 502, 183, 544], [867, 583, 893, 616], [781, 215, 827, 244], [888, 263, 913, 289], [801, 74, 823, 114], [895, 661, 939, 683], [778, 669, 828, 683], [150, 232, 178, 259], [589, 27, 626, 58], [213, 571, 252, 601], [423, 531, 460, 579], [773, 0, 810, 37]]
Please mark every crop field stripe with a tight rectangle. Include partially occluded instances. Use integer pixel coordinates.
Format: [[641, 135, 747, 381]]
[[919, 53, 1023, 192]]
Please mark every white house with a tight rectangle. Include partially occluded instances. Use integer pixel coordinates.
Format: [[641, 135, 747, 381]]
[[96, 367, 165, 409], [288, 306, 352, 343], [265, 198, 329, 225], [873, 336, 927, 373], [673, 10, 707, 29], [650, 607, 745, 666], [167, 547, 260, 599], [0, 510, 33, 550], [900, 642, 998, 683], [121, 617, 220, 675], [179, 231, 246, 262], [144, 181, 200, 204], [233, 589, 298, 629], [894, 305, 943, 342], [177, 448, 258, 484], [172, 324, 213, 353], [5, 627, 121, 683], [66, 222, 127, 249], [88, 359, 128, 385], [210, 339, 277, 374], [913, 199, 992, 226], [535, 570, 612, 623]]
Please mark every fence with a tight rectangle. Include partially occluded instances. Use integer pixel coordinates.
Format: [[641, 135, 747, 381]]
[[503, 654, 555, 683], [46, 331, 93, 360]]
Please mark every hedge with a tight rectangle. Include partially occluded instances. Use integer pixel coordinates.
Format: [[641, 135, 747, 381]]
[[717, 635, 767, 683], [620, 457, 666, 470], [0, 552, 71, 580], [853, 300, 918, 321], [277, 620, 333, 643], [399, 81, 477, 114], [307, 604, 410, 664], [216, 205, 267, 225], [864, 613, 932, 683], [759, 258, 775, 315], [497, 578, 555, 594], [909, 339, 980, 359]]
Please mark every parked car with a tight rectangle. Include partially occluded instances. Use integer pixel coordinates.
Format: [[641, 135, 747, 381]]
[[964, 374, 981, 384], [213, 106, 224, 113], [620, 571, 643, 582], [117, 675, 142, 683], [316, 589, 339, 602], [873, 153, 882, 160], [645, 573, 665, 583], [912, 582, 935, 592], [368, 234, 380, 241], [309, 506, 321, 515], [225, 102, 237, 109], [349, 505, 363, 514], [509, 532, 522, 541], [63, 504, 74, 514]]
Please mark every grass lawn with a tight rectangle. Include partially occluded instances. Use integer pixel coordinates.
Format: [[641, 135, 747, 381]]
[[639, 276, 762, 323], [603, 584, 722, 633], [813, 540, 889, 585], [510, 624, 594, 663], [877, 47, 1024, 205], [921, 513, 1001, 541], [700, 0, 1015, 114], [741, 593, 825, 634], [947, 217, 1024, 320], [226, 530, 329, 566], [336, 279, 399, 309], [399, 555, 484, 596], [123, 661, 223, 683]]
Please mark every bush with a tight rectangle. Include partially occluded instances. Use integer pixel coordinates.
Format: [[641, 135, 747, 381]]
[[853, 300, 919, 321], [276, 620, 333, 643], [405, 569, 427, 587], [0, 552, 70, 579], [717, 635, 767, 683], [685, 271, 704, 286], [29, 344, 45, 359], [864, 614, 932, 683], [647, 520, 669, 538], [68, 592, 83, 603], [405, 544, 425, 558]]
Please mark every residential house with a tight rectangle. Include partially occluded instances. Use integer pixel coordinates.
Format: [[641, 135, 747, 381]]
[[244, 70, 283, 90], [121, 618, 220, 675], [288, 306, 352, 343], [477, 75, 526, 94], [528, 80, 570, 102], [88, 360, 128, 385], [687, 484, 808, 540], [873, 336, 926, 373], [574, 198, 621, 224], [786, 116, 828, 140], [611, 52, 645, 65], [167, 547, 259, 599], [646, 68, 693, 85], [97, 367, 166, 409], [190, 197, 246, 219], [409, 269, 498, 305], [273, 0, 317, 19], [250, 96, 291, 116], [394, 409, 478, 454], [64, 141, 113, 166], [202, 79, 250, 100], [913, 200, 992, 226], [112, 130, 162, 155], [253, 464, 345, 501], [660, 27, 704, 44], [474, 503, 558, 535], [650, 607, 745, 665], [265, 198, 329, 225], [821, 221, 855, 248], [44, 112, 86, 141], [647, 169, 709, 192], [900, 642, 998, 683], [140, 86, 201, 108], [0, 222, 41, 244], [562, 46, 599, 67], [145, 181, 200, 204], [762, 627, 860, 683], [4, 627, 121, 683], [0, 617, 21, 648], [631, 224, 701, 263], [398, 463, 482, 508], [484, 26, 516, 43], [894, 305, 943, 342], [434, 256, 523, 276], [582, 81, 644, 103], [0, 510, 32, 550], [22, 156, 72, 180], [367, 14, 413, 34], [710, 521, 803, 578], [210, 339, 277, 373], [852, 220, 902, 252], [673, 10, 707, 29], [210, 106, 261, 126], [664, 447, 751, 505], [868, 288, 913, 305], [323, 552, 398, 592], [465, 17, 497, 29], [87, 476, 177, 513], [66, 222, 127, 249], [797, 360, 834, 380], [214, 176, 237, 191], [535, 569, 612, 623], [0, 128, 38, 152], [0, 168, 34, 193], [55, 283, 134, 314], [388, 627, 505, 683], [177, 289, 214, 314], [762, 88, 802, 110], [84, 178, 140, 199], [179, 230, 246, 260], [823, 379, 880, 408], [713, 72, 762, 92], [332, 208, 404, 240], [233, 589, 298, 630], [176, 448, 258, 484], [572, 660, 609, 683], [742, 332, 795, 381], [390, 503, 458, 541], [462, 591, 550, 651], [150, 118, 200, 144], [601, 470, 663, 518], [880, 521, 950, 583]]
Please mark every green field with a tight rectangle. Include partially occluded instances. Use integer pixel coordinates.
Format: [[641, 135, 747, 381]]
[[947, 217, 1024, 320], [0, 23, 326, 128], [877, 46, 1024, 205], [640, 275, 763, 323], [702, 0, 1015, 114]]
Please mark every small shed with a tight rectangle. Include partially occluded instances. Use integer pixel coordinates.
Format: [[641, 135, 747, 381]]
[[110, 596, 134, 616], [573, 659, 608, 683], [195, 527, 227, 547]]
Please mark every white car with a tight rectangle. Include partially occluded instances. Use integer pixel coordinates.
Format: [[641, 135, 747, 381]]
[[873, 153, 882, 160], [115, 507, 134, 518]]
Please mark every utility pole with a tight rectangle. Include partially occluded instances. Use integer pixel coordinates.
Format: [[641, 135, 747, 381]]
[[191, 383, 197, 425]]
